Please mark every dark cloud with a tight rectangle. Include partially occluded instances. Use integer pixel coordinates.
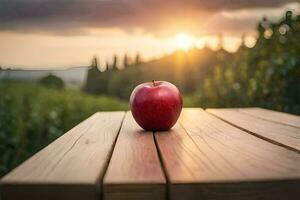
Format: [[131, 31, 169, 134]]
[[0, 0, 296, 35]]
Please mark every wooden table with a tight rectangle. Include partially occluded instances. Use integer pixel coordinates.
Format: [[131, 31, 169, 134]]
[[1, 108, 300, 200]]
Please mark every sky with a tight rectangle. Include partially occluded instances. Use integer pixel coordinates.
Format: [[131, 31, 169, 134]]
[[0, 0, 299, 69]]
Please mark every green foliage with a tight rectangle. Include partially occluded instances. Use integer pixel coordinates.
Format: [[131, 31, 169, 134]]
[[38, 74, 65, 89], [0, 81, 127, 176], [192, 11, 300, 114]]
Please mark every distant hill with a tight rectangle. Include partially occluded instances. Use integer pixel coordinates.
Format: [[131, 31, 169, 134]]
[[0, 66, 89, 87]]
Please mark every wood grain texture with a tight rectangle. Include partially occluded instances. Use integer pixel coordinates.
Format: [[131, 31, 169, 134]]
[[207, 108, 300, 153], [0, 112, 125, 200], [155, 108, 300, 200], [237, 107, 300, 128], [103, 112, 166, 200]]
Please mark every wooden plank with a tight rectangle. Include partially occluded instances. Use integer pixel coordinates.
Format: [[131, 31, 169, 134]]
[[155, 108, 300, 200], [0, 112, 125, 200], [103, 112, 166, 200], [237, 107, 300, 128], [207, 108, 300, 153]]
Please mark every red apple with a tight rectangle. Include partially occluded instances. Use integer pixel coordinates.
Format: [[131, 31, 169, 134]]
[[130, 80, 182, 131]]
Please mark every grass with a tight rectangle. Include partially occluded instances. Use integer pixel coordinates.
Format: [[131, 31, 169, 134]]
[[0, 81, 128, 176]]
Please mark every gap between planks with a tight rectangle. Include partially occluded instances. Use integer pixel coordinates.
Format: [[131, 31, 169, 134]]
[[236, 107, 300, 129], [99, 112, 126, 200], [206, 108, 300, 154], [153, 132, 170, 200]]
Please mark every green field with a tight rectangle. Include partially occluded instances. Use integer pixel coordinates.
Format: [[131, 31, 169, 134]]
[[0, 81, 127, 176]]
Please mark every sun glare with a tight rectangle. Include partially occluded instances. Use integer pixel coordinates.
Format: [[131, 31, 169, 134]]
[[175, 33, 194, 51]]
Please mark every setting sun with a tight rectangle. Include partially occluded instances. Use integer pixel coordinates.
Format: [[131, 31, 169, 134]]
[[175, 33, 194, 51]]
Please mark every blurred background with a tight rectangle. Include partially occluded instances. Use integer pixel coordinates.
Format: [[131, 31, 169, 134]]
[[0, 0, 299, 176]]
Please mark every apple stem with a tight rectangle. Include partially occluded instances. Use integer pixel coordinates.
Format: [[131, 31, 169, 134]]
[[152, 80, 156, 86]]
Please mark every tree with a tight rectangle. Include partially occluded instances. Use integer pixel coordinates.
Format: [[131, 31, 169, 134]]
[[217, 33, 224, 50], [106, 60, 110, 70], [135, 53, 141, 65], [123, 54, 129, 68], [84, 56, 102, 93], [38, 74, 64, 89], [112, 54, 118, 70], [241, 34, 246, 47], [91, 56, 99, 69]]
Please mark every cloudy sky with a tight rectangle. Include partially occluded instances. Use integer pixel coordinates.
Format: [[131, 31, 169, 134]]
[[0, 0, 299, 69]]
